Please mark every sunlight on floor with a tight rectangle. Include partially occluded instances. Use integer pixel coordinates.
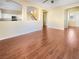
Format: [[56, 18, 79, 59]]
[[67, 29, 77, 48]]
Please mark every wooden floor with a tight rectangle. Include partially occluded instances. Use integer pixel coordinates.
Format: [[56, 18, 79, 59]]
[[0, 27, 79, 59]]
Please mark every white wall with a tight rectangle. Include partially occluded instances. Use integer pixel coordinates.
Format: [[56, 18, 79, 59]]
[[0, 12, 43, 40], [0, 11, 1, 18], [0, 0, 43, 40], [47, 7, 64, 30], [0, 21, 42, 40], [47, 3, 79, 29], [76, 12, 79, 27]]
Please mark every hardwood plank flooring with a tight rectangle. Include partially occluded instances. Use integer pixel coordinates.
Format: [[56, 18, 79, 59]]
[[0, 27, 79, 59]]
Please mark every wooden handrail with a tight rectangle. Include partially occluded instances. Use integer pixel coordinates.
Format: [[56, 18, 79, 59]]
[[30, 13, 37, 20]]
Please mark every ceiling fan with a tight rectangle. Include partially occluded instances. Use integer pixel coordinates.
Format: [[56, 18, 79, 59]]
[[43, 0, 54, 3]]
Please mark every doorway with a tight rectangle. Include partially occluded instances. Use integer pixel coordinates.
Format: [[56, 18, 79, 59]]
[[65, 6, 79, 28], [43, 10, 48, 28]]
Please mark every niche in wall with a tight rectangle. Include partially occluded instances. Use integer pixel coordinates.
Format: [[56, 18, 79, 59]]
[[27, 6, 39, 21], [0, 0, 22, 21]]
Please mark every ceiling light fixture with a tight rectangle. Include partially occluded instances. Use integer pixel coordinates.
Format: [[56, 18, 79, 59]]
[[43, 0, 54, 3]]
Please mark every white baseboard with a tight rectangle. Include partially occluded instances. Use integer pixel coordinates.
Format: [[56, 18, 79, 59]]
[[47, 24, 64, 30], [0, 29, 42, 40], [0, 25, 64, 40]]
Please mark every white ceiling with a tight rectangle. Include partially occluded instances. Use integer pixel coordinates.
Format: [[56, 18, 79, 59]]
[[0, 0, 22, 10], [26, 0, 79, 8], [0, 0, 79, 9]]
